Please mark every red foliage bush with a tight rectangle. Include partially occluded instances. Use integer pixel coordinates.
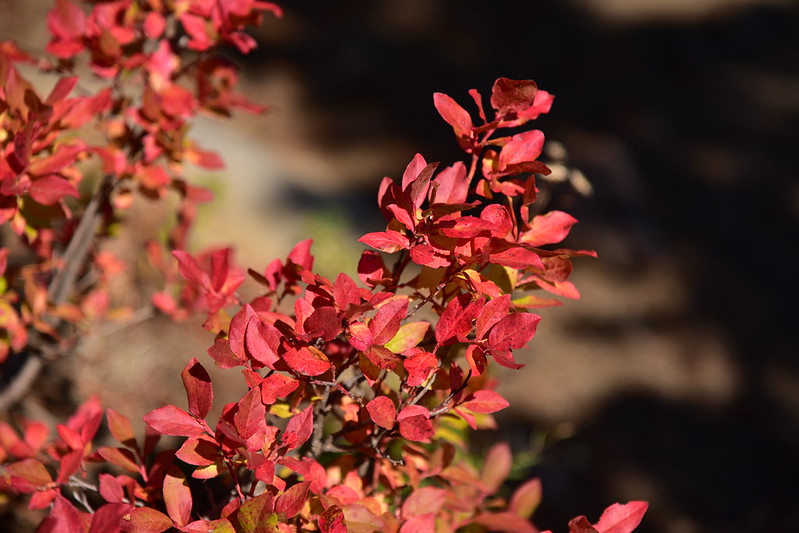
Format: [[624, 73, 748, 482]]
[[0, 1, 647, 531]]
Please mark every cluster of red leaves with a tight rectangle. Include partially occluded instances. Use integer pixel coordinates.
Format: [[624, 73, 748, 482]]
[[0, 0, 277, 362], [0, 0, 648, 531]]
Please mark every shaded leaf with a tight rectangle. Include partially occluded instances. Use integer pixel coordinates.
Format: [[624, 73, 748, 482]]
[[397, 405, 434, 442], [182, 358, 213, 419], [482, 442, 512, 493], [282, 405, 313, 451], [28, 175, 79, 205], [275, 481, 310, 519], [510, 478, 542, 519]]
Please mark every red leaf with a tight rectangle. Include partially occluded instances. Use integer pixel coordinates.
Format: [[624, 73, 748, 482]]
[[488, 247, 545, 270], [5, 458, 52, 492], [333, 272, 361, 311], [207, 338, 245, 368], [246, 318, 281, 368], [304, 306, 341, 341], [143, 405, 205, 437], [28, 175, 79, 205], [282, 405, 313, 451], [498, 129, 545, 171], [357, 250, 388, 287], [475, 294, 510, 339], [89, 503, 133, 533], [465, 345, 487, 376], [522, 211, 578, 247], [397, 405, 434, 442], [569, 516, 599, 533], [318, 506, 346, 533], [260, 374, 299, 405], [234, 387, 267, 450], [480, 204, 513, 238], [409, 244, 450, 269], [182, 358, 213, 419], [472, 511, 538, 533], [593, 501, 649, 533], [401, 154, 437, 210], [369, 299, 408, 345], [36, 495, 85, 533], [359, 230, 410, 253], [433, 92, 473, 140], [287, 238, 314, 271], [364, 345, 400, 370], [275, 481, 310, 519], [366, 396, 396, 429], [28, 144, 83, 176], [460, 390, 509, 414], [97, 447, 139, 474], [403, 350, 438, 387], [488, 312, 541, 353], [46, 0, 86, 50], [282, 346, 330, 376], [121, 507, 173, 533], [435, 294, 484, 345], [164, 464, 192, 527], [437, 216, 494, 238]]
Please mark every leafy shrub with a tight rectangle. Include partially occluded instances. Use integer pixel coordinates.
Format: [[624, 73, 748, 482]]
[[0, 1, 647, 531]]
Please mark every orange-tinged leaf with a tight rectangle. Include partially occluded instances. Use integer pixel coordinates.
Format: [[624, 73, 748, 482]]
[[522, 210, 578, 247], [359, 230, 409, 253], [397, 405, 434, 442], [510, 477, 542, 519], [164, 464, 192, 527], [460, 390, 509, 414], [401, 486, 446, 518], [106, 408, 135, 448], [176, 436, 219, 467], [120, 507, 173, 533], [231, 493, 279, 533], [5, 458, 52, 492], [482, 442, 512, 493], [472, 511, 538, 533], [97, 447, 139, 474], [283, 346, 330, 376], [366, 396, 396, 429], [403, 350, 437, 387]]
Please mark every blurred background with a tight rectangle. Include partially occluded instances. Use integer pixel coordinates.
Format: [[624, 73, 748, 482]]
[[3, 0, 798, 531]]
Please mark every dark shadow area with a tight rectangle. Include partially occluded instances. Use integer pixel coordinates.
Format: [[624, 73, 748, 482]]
[[245, 1, 799, 531]]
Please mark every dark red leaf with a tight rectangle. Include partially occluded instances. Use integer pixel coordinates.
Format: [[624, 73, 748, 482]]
[[207, 338, 245, 368], [366, 396, 396, 429], [409, 244, 450, 269], [480, 204, 513, 238], [318, 506, 346, 533], [333, 272, 361, 311], [437, 216, 494, 238], [357, 250, 388, 287], [490, 78, 538, 116], [89, 503, 133, 533], [304, 306, 341, 341], [182, 358, 213, 419], [143, 405, 205, 437]]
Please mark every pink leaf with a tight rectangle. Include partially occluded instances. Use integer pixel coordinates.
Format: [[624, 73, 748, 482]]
[[593, 501, 649, 533], [366, 396, 396, 429], [143, 405, 205, 437], [402, 486, 446, 518], [522, 211, 578, 247], [482, 442, 512, 493], [430, 161, 469, 205], [509, 478, 543, 519], [433, 92, 473, 140], [181, 358, 213, 419]]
